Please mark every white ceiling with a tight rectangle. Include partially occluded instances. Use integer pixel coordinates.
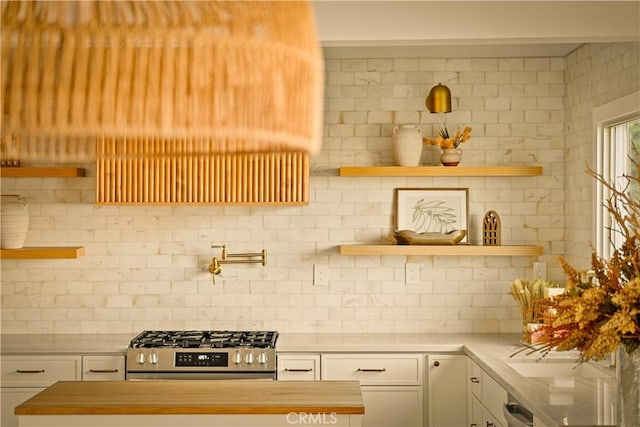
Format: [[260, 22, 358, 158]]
[[314, 1, 639, 58]]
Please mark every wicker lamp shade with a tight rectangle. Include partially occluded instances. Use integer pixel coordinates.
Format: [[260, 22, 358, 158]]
[[1, 1, 324, 161]]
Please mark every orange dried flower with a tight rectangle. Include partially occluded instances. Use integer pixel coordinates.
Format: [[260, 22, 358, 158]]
[[423, 125, 472, 149], [532, 163, 640, 361]]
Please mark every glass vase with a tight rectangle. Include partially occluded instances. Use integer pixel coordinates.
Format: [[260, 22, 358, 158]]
[[617, 345, 640, 426]]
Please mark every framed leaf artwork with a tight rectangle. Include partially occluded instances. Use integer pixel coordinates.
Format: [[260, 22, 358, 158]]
[[394, 188, 469, 243]]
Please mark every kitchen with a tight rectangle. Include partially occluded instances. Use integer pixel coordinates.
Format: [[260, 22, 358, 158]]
[[1, 1, 639, 427]]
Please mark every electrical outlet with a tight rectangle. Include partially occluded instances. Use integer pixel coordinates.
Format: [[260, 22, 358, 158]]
[[533, 262, 547, 279], [313, 264, 329, 286], [405, 263, 420, 284]]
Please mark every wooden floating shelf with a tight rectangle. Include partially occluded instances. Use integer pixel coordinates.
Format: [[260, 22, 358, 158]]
[[0, 167, 86, 178], [0, 246, 85, 260], [339, 244, 543, 257], [339, 166, 543, 177]]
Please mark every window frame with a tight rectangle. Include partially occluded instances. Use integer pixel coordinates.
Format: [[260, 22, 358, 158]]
[[592, 91, 640, 259]]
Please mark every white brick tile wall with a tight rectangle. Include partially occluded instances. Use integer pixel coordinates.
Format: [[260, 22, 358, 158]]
[[2, 42, 638, 334], [563, 42, 639, 269]]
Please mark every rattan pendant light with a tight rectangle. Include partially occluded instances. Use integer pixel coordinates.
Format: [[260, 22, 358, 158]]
[[1, 1, 324, 161]]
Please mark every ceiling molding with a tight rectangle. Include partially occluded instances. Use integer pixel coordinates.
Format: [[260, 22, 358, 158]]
[[322, 43, 585, 58]]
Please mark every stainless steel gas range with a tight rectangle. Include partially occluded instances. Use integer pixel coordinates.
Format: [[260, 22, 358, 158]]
[[126, 330, 278, 380]]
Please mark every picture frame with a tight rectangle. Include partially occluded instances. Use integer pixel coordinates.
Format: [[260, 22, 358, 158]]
[[394, 188, 469, 243]]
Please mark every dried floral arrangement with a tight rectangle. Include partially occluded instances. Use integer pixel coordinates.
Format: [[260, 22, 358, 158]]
[[533, 163, 640, 361], [423, 126, 472, 149], [509, 278, 559, 332]]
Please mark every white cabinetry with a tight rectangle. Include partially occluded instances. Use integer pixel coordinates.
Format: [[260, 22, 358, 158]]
[[82, 355, 125, 381], [321, 353, 423, 427], [277, 353, 320, 381], [1, 354, 125, 427], [0, 355, 81, 427], [467, 358, 508, 427], [426, 354, 468, 427]]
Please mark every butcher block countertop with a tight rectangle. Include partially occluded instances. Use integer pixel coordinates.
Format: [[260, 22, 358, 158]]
[[15, 380, 365, 415]]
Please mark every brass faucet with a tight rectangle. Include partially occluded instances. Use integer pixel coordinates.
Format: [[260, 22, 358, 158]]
[[209, 245, 266, 284]]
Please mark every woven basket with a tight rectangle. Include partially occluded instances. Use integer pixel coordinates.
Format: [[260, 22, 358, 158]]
[[1, 195, 29, 249]]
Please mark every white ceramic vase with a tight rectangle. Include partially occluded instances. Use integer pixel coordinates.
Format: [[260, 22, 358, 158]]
[[440, 148, 462, 167], [392, 124, 423, 167], [1, 194, 29, 249]]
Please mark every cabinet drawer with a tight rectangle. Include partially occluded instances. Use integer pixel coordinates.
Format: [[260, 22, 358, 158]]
[[469, 359, 483, 398], [321, 353, 422, 385], [1, 356, 81, 387], [82, 355, 125, 381], [277, 354, 320, 381], [482, 372, 508, 424]]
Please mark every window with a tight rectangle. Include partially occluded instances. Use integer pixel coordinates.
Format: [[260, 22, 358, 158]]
[[593, 92, 640, 259]]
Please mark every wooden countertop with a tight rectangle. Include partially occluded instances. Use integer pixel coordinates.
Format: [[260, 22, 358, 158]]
[[15, 380, 365, 415]]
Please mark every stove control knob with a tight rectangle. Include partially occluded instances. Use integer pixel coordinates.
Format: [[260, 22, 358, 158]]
[[257, 352, 268, 365], [233, 351, 242, 365], [245, 352, 254, 365], [149, 352, 159, 365], [136, 352, 146, 365]]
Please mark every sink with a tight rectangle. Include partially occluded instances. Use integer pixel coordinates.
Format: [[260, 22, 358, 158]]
[[505, 359, 612, 378]]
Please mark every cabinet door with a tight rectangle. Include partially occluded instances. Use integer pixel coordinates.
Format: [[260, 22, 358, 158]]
[[361, 386, 422, 427], [427, 354, 468, 427], [82, 355, 125, 381], [277, 354, 320, 381], [1, 388, 44, 427]]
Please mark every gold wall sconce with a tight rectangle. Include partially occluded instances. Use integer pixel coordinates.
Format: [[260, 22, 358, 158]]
[[209, 245, 266, 285], [426, 83, 452, 113]]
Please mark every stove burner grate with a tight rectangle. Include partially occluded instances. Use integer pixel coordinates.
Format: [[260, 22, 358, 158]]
[[129, 330, 278, 349]]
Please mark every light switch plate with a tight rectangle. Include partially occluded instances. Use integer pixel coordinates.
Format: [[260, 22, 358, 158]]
[[405, 263, 420, 284], [533, 262, 547, 279], [313, 264, 329, 286]]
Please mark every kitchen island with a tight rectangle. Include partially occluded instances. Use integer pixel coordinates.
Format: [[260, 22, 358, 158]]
[[15, 380, 365, 427]]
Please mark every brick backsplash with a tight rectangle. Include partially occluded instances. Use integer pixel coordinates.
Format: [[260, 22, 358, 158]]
[[1, 42, 638, 335], [564, 42, 640, 268]]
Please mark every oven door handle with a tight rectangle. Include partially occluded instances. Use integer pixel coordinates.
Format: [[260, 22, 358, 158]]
[[126, 372, 276, 381]]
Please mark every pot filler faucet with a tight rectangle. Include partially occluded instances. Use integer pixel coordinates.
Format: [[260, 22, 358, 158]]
[[209, 245, 266, 285]]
